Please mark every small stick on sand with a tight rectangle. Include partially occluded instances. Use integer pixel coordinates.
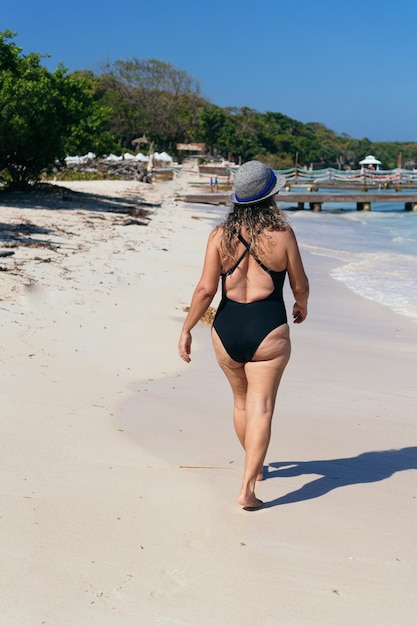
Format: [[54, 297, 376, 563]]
[[179, 465, 235, 470]]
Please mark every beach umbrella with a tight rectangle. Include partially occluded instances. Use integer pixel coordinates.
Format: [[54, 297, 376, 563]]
[[131, 135, 148, 149]]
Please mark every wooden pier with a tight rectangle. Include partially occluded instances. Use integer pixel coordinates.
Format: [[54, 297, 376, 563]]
[[278, 192, 417, 211], [180, 191, 417, 211], [288, 180, 417, 191]]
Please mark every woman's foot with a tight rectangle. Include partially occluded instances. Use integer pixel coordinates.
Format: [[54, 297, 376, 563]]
[[237, 493, 264, 510]]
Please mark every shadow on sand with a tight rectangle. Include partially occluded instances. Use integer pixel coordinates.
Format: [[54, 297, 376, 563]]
[[262, 446, 417, 508], [0, 184, 158, 214], [0, 184, 157, 248]]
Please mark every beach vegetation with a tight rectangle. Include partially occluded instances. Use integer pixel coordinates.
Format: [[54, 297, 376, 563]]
[[198, 107, 228, 155], [2, 32, 417, 179], [48, 169, 120, 182], [96, 58, 202, 152], [0, 31, 113, 189]]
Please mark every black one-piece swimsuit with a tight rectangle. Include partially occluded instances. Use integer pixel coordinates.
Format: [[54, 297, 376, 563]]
[[213, 234, 287, 363]]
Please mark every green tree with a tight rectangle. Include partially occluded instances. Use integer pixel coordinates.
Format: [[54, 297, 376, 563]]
[[65, 70, 115, 156], [198, 106, 227, 155], [217, 107, 263, 163], [0, 31, 111, 188], [97, 58, 201, 151]]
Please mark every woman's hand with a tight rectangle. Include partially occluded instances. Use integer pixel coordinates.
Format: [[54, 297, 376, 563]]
[[178, 330, 192, 362], [292, 302, 307, 324]]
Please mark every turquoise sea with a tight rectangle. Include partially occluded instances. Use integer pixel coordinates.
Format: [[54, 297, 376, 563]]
[[281, 198, 417, 325]]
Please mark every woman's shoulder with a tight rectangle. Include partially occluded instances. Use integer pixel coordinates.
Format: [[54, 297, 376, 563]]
[[268, 224, 296, 242], [206, 226, 223, 248], [262, 226, 299, 259], [209, 225, 224, 240]]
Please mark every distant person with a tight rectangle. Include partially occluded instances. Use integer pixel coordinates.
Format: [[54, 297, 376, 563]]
[[213, 176, 219, 191], [178, 160, 309, 509]]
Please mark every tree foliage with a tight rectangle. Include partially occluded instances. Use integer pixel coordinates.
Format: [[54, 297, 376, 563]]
[[2, 30, 417, 188], [0, 31, 112, 188], [97, 58, 202, 150]]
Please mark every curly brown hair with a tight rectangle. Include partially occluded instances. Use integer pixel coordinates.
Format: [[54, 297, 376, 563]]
[[218, 197, 289, 264]]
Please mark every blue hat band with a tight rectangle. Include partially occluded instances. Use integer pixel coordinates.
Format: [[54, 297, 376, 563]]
[[235, 168, 276, 203]]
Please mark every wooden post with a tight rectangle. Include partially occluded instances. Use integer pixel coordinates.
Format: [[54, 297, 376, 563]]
[[310, 202, 322, 212]]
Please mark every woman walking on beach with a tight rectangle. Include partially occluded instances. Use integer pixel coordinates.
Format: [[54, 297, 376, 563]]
[[178, 160, 309, 509]]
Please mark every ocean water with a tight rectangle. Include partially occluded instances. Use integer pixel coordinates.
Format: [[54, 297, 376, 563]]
[[282, 200, 417, 324]]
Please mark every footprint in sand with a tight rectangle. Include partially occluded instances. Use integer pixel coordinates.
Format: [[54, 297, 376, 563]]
[[150, 568, 187, 599], [185, 527, 214, 550]]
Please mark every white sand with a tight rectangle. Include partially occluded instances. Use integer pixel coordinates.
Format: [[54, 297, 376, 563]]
[[1, 167, 416, 625]]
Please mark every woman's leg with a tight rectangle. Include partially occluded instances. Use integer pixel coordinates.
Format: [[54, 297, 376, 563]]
[[212, 329, 248, 447], [237, 352, 289, 508], [212, 326, 290, 508], [211, 351, 266, 481], [236, 325, 291, 508]]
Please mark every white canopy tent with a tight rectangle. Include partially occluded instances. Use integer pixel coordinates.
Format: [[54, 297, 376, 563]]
[[105, 153, 149, 162], [155, 151, 173, 163], [65, 152, 96, 164], [359, 155, 382, 169], [68, 151, 173, 164], [105, 154, 123, 161]]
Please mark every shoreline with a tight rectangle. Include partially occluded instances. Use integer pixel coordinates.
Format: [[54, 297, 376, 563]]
[[1, 172, 417, 625]]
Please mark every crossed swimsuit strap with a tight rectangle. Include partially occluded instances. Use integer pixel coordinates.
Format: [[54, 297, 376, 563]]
[[224, 234, 271, 277]]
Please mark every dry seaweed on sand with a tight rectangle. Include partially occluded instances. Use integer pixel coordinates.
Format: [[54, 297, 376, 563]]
[[183, 305, 217, 325]]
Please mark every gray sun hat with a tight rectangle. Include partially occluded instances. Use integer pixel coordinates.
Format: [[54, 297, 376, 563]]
[[230, 160, 286, 205]]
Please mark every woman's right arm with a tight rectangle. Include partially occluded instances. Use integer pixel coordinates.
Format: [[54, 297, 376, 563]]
[[285, 228, 309, 324], [178, 229, 222, 362]]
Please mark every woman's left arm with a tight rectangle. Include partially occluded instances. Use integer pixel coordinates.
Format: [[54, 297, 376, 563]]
[[178, 229, 222, 362]]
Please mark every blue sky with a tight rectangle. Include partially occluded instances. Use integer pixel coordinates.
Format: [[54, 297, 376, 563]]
[[3, 0, 417, 142]]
